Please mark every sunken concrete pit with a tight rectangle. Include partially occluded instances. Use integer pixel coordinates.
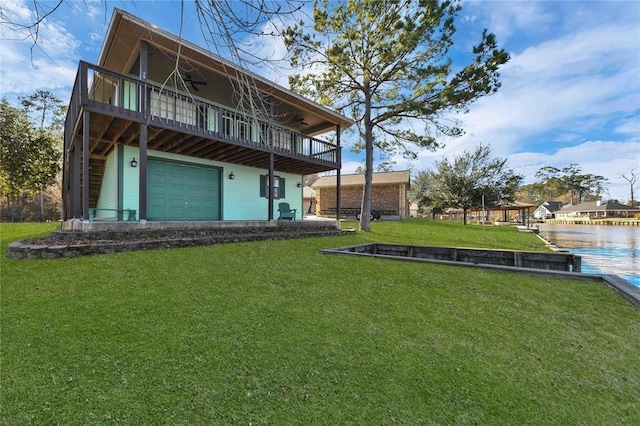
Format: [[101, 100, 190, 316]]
[[322, 243, 582, 272], [321, 243, 640, 308]]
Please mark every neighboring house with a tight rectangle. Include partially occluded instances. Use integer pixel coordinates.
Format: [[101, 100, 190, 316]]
[[533, 201, 564, 220], [555, 200, 640, 219], [311, 171, 411, 219], [61, 9, 351, 229]]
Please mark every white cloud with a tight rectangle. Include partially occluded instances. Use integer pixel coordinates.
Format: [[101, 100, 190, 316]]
[[461, 0, 558, 47], [71, 1, 101, 19], [341, 160, 364, 174], [457, 22, 640, 140], [392, 138, 639, 201], [510, 140, 640, 201], [615, 118, 640, 136], [391, 2, 639, 204], [0, 0, 81, 100], [0, 0, 34, 22]]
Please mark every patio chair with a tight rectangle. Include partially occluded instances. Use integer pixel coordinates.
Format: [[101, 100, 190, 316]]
[[278, 202, 297, 220]]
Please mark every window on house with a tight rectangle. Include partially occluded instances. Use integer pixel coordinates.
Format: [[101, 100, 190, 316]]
[[175, 97, 196, 125], [150, 91, 174, 120], [121, 80, 138, 111], [260, 175, 286, 199]]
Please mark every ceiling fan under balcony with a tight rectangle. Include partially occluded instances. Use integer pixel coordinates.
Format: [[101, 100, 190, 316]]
[[292, 115, 309, 126], [281, 113, 308, 126], [183, 73, 207, 91]]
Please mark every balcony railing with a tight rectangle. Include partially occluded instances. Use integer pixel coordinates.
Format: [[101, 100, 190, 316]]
[[65, 61, 338, 165]]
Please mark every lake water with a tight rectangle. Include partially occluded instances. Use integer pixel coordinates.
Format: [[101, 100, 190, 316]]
[[537, 224, 640, 286]]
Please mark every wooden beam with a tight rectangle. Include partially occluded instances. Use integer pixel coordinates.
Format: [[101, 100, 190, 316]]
[[139, 124, 147, 220], [268, 152, 274, 221], [72, 138, 81, 219], [336, 124, 341, 221], [147, 128, 176, 150], [173, 136, 208, 155], [82, 111, 90, 220]]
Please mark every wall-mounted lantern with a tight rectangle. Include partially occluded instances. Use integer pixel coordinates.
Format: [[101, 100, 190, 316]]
[[131, 157, 138, 168]]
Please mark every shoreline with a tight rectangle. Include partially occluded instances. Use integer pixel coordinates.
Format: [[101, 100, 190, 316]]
[[543, 219, 640, 226]]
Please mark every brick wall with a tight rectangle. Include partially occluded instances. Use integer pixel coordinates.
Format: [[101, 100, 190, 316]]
[[317, 184, 405, 214]]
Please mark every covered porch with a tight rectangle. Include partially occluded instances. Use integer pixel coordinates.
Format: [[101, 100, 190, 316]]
[[62, 9, 353, 227], [63, 61, 346, 224]]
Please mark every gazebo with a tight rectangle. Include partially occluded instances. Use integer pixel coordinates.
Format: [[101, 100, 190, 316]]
[[471, 201, 535, 226]]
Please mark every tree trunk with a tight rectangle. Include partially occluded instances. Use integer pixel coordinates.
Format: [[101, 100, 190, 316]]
[[359, 83, 374, 232], [463, 207, 468, 225]]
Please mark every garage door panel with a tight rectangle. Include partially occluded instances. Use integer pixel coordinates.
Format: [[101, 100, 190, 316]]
[[148, 159, 220, 221]]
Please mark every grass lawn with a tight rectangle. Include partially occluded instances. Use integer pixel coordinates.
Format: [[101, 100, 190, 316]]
[[1, 220, 639, 424]]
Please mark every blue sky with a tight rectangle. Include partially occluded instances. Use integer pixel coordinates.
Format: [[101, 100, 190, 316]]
[[1, 0, 638, 201]]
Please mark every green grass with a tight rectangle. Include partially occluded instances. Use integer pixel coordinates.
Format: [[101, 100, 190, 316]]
[[340, 217, 548, 250], [2, 220, 639, 424]]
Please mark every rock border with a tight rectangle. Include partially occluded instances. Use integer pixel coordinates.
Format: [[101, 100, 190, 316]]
[[7, 226, 351, 259]]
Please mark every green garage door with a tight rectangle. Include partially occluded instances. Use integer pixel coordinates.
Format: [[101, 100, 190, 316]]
[[148, 159, 221, 220]]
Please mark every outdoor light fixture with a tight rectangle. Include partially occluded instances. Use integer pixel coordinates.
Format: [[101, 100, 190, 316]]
[[297, 182, 302, 188], [229, 172, 235, 180], [130, 157, 138, 168]]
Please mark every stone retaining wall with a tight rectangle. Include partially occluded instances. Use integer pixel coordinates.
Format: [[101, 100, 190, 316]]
[[8, 222, 349, 259]]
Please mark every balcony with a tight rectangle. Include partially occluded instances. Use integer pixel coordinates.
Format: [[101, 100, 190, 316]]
[[64, 61, 340, 175]]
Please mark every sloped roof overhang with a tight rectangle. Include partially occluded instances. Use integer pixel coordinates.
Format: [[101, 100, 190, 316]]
[[98, 9, 353, 136], [312, 171, 412, 188]]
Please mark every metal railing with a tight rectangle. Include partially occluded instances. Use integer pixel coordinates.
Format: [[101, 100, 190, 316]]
[[65, 61, 338, 165]]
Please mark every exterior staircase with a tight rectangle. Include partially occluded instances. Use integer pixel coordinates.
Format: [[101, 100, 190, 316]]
[[88, 158, 105, 209]]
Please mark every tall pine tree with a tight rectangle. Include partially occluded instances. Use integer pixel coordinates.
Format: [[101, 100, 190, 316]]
[[284, 0, 509, 230]]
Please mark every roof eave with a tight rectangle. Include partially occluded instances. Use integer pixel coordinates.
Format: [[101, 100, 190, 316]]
[[101, 9, 353, 132]]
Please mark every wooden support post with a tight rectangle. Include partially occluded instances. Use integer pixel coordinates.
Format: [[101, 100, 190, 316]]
[[72, 140, 81, 219], [268, 96, 275, 221], [82, 111, 90, 220], [139, 40, 148, 115], [336, 124, 341, 222], [268, 152, 274, 221], [139, 124, 147, 220]]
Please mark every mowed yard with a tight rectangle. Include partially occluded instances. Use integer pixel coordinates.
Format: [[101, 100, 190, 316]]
[[1, 219, 639, 424]]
